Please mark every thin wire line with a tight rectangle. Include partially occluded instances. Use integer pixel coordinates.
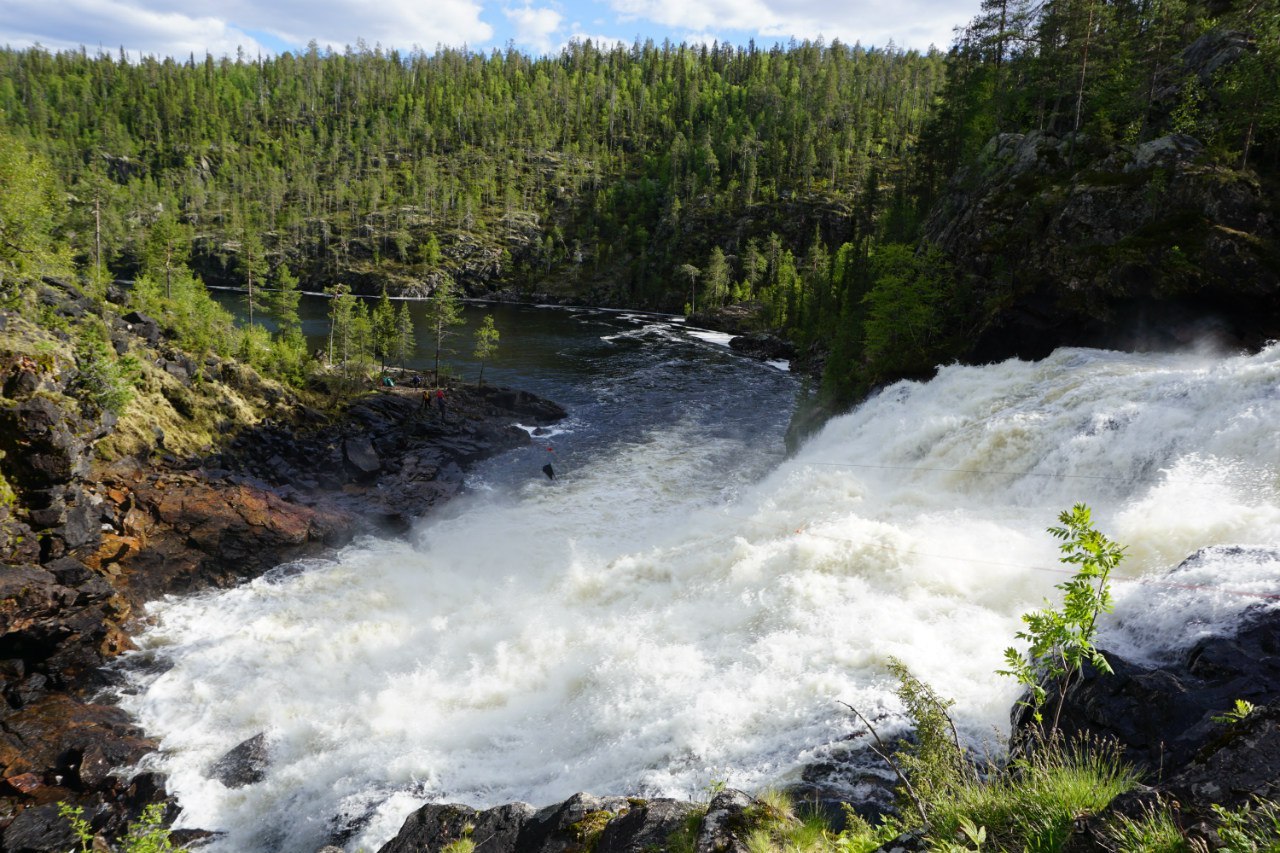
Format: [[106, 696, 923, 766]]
[[759, 453, 1272, 491], [792, 526, 1280, 600]]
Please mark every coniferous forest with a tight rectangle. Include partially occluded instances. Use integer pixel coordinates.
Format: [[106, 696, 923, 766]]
[[0, 0, 1276, 408]]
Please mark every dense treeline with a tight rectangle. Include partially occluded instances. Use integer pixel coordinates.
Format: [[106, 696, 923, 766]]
[[0, 0, 1276, 407]]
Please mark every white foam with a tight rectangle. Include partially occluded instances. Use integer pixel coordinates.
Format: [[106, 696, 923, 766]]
[[686, 329, 735, 347]]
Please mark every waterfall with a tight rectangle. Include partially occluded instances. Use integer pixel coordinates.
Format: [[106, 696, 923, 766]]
[[119, 343, 1280, 853]]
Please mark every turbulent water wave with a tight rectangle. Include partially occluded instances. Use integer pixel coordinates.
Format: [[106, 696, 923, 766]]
[[118, 344, 1280, 853]]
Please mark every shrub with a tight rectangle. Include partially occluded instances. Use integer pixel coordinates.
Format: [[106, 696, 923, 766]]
[[61, 802, 186, 853]]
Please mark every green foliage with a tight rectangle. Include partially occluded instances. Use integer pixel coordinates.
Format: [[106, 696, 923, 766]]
[[1212, 698, 1258, 726], [240, 230, 269, 326], [1211, 799, 1280, 853], [861, 244, 956, 380], [117, 804, 186, 853], [141, 211, 190, 300], [426, 278, 464, 384], [473, 313, 499, 386], [393, 301, 416, 370], [930, 816, 987, 853], [0, 452, 17, 509], [738, 791, 898, 853], [59, 802, 93, 850], [0, 128, 73, 291], [0, 38, 947, 325], [666, 807, 708, 853], [998, 503, 1122, 731], [130, 269, 238, 360], [441, 838, 476, 853], [372, 287, 398, 369], [569, 810, 616, 852], [268, 264, 302, 333]]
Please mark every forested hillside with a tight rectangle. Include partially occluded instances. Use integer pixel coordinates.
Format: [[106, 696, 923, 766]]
[[0, 0, 1276, 412], [0, 40, 943, 305]]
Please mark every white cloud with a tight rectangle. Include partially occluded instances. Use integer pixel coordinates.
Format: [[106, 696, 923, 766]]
[[505, 4, 563, 55], [0, 0, 269, 58], [607, 0, 974, 50], [0, 0, 494, 58]]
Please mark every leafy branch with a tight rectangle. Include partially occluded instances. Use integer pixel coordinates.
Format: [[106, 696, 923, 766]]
[[998, 503, 1123, 734]]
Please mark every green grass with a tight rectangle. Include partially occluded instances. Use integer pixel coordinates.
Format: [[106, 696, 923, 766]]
[[925, 736, 1138, 853], [1102, 805, 1190, 853]]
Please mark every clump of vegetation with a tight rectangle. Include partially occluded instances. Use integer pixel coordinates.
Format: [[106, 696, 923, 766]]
[[733, 791, 895, 853], [0, 452, 17, 509], [569, 809, 617, 852], [61, 802, 186, 853], [1211, 699, 1258, 726], [71, 320, 140, 417]]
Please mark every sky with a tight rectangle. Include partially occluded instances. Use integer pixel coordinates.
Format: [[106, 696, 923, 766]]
[[0, 0, 981, 62]]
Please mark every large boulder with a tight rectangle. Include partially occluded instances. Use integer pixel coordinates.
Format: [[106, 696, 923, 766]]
[[208, 733, 270, 788], [377, 802, 533, 853]]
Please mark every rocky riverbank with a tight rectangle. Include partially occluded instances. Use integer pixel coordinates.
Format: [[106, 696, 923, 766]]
[[0, 279, 567, 852]]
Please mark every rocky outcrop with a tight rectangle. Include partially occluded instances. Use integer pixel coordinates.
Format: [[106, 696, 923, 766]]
[[923, 130, 1280, 363], [728, 332, 797, 362], [378, 791, 711, 853]]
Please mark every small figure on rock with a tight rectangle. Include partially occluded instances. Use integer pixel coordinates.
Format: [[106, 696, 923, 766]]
[[411, 373, 422, 389], [421, 389, 431, 412], [436, 388, 447, 421]]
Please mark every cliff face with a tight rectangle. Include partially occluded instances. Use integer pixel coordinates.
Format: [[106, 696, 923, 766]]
[[923, 129, 1279, 362]]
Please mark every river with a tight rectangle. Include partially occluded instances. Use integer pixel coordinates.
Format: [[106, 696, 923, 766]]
[[117, 306, 1280, 853]]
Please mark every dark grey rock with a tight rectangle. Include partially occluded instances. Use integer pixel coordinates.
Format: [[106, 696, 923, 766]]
[[0, 802, 78, 853], [377, 801, 534, 853], [729, 333, 796, 362], [517, 792, 632, 853], [122, 311, 162, 344], [343, 436, 382, 479], [209, 733, 270, 788], [59, 498, 100, 550], [695, 789, 754, 853], [597, 798, 699, 853]]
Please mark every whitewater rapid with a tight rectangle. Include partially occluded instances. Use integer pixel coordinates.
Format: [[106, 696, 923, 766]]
[[118, 343, 1280, 853]]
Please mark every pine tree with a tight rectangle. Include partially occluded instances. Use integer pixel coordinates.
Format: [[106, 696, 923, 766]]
[[372, 286, 397, 370], [240, 230, 269, 326], [472, 313, 499, 387], [425, 277, 463, 385], [143, 211, 190, 300], [394, 302, 415, 370]]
